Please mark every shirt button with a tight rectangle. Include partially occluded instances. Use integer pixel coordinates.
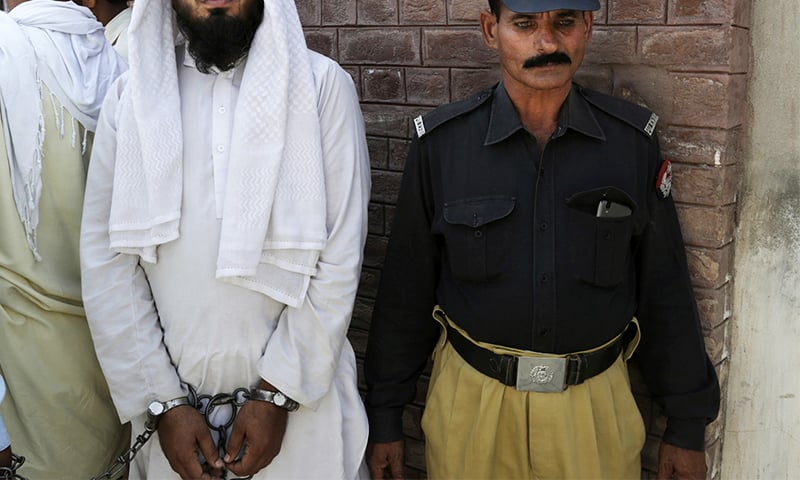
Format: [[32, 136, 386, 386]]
[[216, 145, 225, 153], [474, 230, 483, 238], [218, 106, 227, 114], [539, 328, 549, 336], [539, 273, 549, 284], [539, 222, 549, 231]]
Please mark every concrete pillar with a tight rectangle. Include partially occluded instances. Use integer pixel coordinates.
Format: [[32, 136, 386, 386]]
[[725, 0, 800, 477]]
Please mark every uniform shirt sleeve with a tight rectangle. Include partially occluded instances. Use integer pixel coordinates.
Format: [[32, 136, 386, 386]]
[[364, 135, 441, 443], [633, 138, 721, 450], [255, 58, 371, 410], [80, 76, 185, 423]]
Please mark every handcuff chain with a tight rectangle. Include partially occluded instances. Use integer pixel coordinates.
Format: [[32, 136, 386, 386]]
[[0, 454, 26, 480], [89, 412, 159, 480]]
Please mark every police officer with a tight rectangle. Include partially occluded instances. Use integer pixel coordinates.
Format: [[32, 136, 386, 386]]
[[364, 0, 720, 478]]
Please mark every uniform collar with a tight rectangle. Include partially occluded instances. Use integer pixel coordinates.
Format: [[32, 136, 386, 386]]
[[484, 82, 606, 146]]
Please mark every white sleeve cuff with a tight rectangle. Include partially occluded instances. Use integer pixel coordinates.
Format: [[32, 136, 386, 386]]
[[0, 415, 9, 451]]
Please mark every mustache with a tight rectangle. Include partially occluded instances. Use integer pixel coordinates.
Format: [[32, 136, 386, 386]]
[[523, 52, 573, 69]]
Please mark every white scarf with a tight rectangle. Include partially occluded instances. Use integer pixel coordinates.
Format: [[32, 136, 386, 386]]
[[109, 0, 326, 308], [0, 0, 127, 260]]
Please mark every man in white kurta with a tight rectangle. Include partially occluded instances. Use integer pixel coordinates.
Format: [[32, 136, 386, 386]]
[[0, 1, 128, 478], [80, 0, 370, 478]]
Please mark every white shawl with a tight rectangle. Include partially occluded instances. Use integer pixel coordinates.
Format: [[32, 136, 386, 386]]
[[0, 0, 127, 260], [109, 0, 326, 308]]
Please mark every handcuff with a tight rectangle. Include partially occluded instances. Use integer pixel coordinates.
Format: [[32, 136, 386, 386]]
[[248, 388, 299, 412]]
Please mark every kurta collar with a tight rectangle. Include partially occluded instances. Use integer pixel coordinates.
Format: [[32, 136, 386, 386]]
[[180, 44, 246, 86], [484, 83, 606, 146]]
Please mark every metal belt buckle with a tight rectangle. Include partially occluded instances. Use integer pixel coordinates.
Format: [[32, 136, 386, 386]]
[[515, 356, 568, 392]]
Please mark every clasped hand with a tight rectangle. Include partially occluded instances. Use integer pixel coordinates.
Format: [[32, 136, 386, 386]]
[[157, 399, 287, 480]]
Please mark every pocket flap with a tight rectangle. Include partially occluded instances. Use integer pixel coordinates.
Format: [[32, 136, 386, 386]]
[[566, 186, 637, 214], [443, 196, 516, 227]]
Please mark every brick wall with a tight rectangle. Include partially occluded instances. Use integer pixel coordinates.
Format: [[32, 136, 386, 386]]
[[297, 0, 750, 477]]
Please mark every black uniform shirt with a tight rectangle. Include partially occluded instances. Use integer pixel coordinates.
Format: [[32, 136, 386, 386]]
[[365, 83, 720, 450]]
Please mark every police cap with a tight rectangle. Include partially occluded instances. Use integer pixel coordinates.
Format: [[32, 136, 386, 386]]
[[502, 0, 600, 13]]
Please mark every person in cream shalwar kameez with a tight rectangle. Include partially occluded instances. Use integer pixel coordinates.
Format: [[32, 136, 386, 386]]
[[80, 0, 371, 477]]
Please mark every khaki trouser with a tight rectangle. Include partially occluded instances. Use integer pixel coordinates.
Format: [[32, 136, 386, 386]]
[[421, 308, 645, 479]]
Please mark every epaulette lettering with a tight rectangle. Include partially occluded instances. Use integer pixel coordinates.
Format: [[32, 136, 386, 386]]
[[580, 87, 659, 140], [644, 113, 659, 137], [413, 87, 494, 139], [414, 115, 426, 138]]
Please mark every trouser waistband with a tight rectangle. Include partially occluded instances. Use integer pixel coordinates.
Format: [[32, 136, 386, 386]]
[[432, 306, 636, 393]]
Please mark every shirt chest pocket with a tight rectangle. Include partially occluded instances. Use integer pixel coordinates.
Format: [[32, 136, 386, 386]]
[[566, 187, 636, 287], [441, 196, 516, 283]]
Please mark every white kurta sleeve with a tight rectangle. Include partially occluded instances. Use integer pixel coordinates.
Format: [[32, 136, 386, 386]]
[[0, 376, 8, 451], [80, 78, 185, 423], [256, 56, 370, 410]]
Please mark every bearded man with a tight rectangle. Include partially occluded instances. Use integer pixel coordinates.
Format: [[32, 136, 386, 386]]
[[80, 0, 371, 478], [0, 0, 128, 477]]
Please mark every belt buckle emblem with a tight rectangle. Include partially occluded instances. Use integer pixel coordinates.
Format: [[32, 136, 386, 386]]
[[515, 356, 567, 392]]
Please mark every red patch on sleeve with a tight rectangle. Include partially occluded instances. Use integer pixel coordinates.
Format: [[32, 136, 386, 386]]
[[656, 158, 672, 199]]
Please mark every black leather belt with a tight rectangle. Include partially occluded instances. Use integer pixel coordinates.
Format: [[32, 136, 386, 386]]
[[445, 324, 629, 392]]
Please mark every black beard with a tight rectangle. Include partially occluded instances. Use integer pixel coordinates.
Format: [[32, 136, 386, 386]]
[[173, 0, 264, 74]]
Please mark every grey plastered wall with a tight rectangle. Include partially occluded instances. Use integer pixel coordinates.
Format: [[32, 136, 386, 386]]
[[724, 0, 800, 476]]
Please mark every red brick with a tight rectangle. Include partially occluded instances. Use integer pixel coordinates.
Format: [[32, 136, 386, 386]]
[[451, 68, 500, 100], [364, 234, 389, 268], [595, 0, 607, 24], [586, 26, 637, 64], [694, 285, 731, 331], [363, 67, 405, 102], [358, 265, 382, 300], [404, 437, 427, 471], [358, 0, 398, 25], [574, 65, 614, 94], [670, 73, 746, 129], [668, 0, 734, 24], [321, 0, 355, 25], [423, 28, 497, 67], [371, 170, 404, 204], [400, 0, 445, 24], [671, 163, 738, 206], [676, 204, 735, 248], [348, 326, 369, 357], [610, 66, 673, 119], [389, 138, 411, 171], [639, 26, 734, 69], [447, 0, 485, 23], [367, 207, 385, 237], [661, 126, 742, 166], [685, 244, 733, 289], [361, 103, 425, 138], [351, 297, 373, 330], [341, 66, 360, 94], [703, 321, 729, 364], [303, 28, 337, 60], [406, 68, 450, 106], [367, 136, 389, 169], [339, 28, 421, 65], [386, 205, 396, 235], [296, 0, 320, 26], [608, 0, 665, 24]]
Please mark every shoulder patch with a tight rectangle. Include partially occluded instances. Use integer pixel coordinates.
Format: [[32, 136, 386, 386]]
[[414, 86, 494, 139], [656, 158, 672, 199], [579, 87, 659, 139]]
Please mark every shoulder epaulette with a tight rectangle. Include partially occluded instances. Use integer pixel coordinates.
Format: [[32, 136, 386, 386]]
[[579, 86, 659, 139], [413, 87, 494, 139]]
